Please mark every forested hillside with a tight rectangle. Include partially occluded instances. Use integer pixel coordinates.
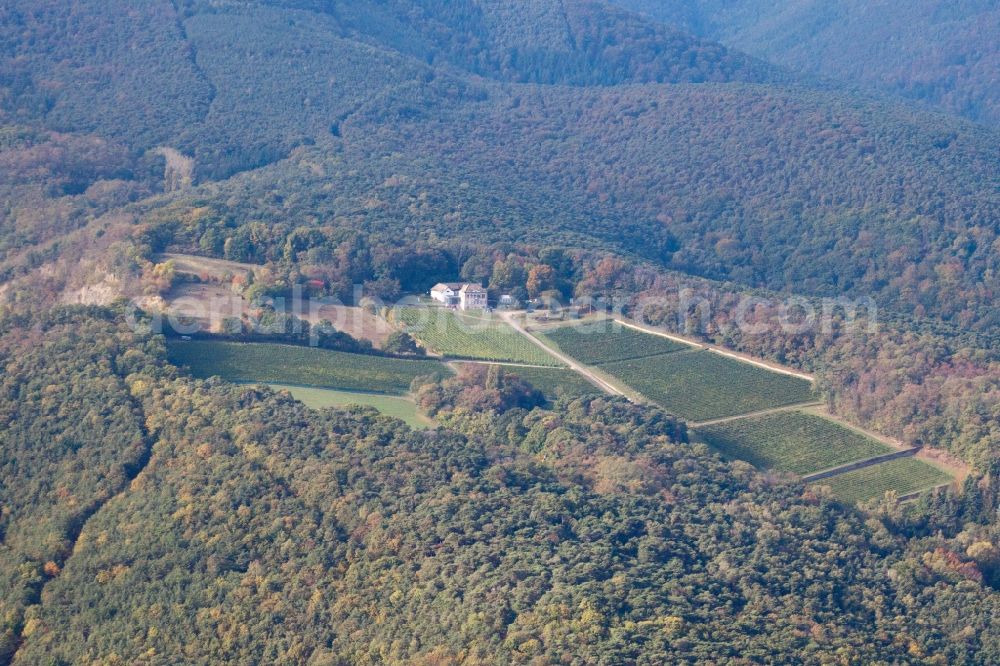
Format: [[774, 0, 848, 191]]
[[2, 0, 996, 333], [0, 307, 164, 661], [337, 80, 999, 330], [0, 0, 784, 181], [611, 0, 1000, 128], [1, 308, 998, 664], [0, 124, 151, 263]]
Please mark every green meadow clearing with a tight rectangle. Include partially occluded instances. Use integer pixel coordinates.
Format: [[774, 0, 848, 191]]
[[266, 384, 433, 429]]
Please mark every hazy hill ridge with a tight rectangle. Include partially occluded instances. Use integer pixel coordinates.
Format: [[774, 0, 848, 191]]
[[611, 0, 1000, 128]]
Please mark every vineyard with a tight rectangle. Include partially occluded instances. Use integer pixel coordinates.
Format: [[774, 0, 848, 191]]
[[697, 411, 892, 475], [600, 350, 816, 422], [812, 457, 953, 504], [541, 322, 692, 365], [459, 363, 603, 402], [395, 308, 563, 366], [167, 340, 449, 394]]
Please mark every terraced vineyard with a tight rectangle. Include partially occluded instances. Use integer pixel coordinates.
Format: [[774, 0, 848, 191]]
[[813, 458, 953, 504], [461, 363, 602, 402], [600, 350, 815, 422], [395, 307, 562, 366], [531, 320, 949, 502], [541, 322, 692, 364], [168, 340, 449, 394], [697, 411, 892, 475]]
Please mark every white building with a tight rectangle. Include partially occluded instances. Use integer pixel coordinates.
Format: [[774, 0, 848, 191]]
[[430, 282, 488, 310], [430, 282, 463, 305], [459, 283, 488, 310]]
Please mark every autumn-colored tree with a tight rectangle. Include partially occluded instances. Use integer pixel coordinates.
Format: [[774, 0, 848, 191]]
[[526, 264, 555, 298]]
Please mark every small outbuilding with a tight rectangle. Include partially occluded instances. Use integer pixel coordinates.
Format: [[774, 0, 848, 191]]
[[430, 282, 463, 306]]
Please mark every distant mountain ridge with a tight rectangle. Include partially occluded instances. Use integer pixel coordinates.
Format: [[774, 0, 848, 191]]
[[610, 0, 1000, 128], [0, 0, 795, 181]]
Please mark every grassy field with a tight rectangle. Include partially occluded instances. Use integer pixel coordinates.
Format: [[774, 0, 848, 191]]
[[266, 384, 432, 429], [540, 322, 692, 365], [458, 363, 602, 402], [813, 458, 953, 503], [697, 411, 893, 475], [157, 252, 258, 281], [600, 350, 815, 422], [395, 307, 562, 366], [167, 340, 449, 394]]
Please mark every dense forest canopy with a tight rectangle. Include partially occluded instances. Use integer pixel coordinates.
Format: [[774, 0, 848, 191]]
[[0, 1, 999, 663], [0, 308, 998, 664], [0, 0, 784, 180]]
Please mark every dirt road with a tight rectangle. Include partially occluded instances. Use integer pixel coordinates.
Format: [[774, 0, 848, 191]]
[[498, 311, 626, 397], [688, 402, 823, 428]]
